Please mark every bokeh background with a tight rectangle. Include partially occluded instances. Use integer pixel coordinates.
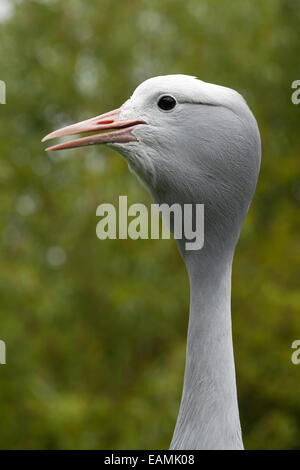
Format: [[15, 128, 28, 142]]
[[0, 0, 299, 450]]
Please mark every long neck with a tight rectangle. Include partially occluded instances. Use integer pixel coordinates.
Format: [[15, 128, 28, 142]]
[[170, 250, 243, 450]]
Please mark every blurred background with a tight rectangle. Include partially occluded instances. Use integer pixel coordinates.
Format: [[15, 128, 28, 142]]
[[0, 0, 299, 450]]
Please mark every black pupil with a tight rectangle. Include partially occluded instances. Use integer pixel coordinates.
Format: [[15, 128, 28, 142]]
[[158, 95, 176, 111]]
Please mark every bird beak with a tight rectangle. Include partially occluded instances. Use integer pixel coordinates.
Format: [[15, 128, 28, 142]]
[[42, 108, 145, 152]]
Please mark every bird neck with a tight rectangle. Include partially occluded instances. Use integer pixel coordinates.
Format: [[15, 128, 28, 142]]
[[170, 249, 243, 450]]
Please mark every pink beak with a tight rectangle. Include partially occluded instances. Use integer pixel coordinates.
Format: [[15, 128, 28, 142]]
[[42, 108, 145, 151]]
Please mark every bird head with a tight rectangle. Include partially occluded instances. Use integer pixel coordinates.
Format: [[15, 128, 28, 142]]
[[43, 75, 261, 257]]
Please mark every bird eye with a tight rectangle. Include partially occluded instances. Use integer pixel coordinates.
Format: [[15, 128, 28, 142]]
[[157, 95, 177, 111]]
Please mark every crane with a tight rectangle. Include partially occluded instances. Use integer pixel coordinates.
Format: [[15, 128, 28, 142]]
[[43, 75, 261, 450]]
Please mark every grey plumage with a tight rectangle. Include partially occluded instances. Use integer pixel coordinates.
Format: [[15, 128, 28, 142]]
[[44, 74, 261, 450]]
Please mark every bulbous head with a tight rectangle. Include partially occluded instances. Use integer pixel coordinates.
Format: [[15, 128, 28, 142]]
[[43, 74, 261, 255], [118, 75, 261, 251]]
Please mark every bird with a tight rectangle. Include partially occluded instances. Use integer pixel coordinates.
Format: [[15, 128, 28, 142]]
[[42, 74, 261, 450]]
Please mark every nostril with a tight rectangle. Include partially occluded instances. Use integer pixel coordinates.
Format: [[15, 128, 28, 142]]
[[97, 119, 114, 125]]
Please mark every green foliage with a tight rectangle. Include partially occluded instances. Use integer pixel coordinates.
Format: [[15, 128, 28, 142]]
[[0, 0, 299, 449]]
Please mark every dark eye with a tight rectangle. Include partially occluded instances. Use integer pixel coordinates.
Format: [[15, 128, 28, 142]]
[[157, 95, 177, 111]]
